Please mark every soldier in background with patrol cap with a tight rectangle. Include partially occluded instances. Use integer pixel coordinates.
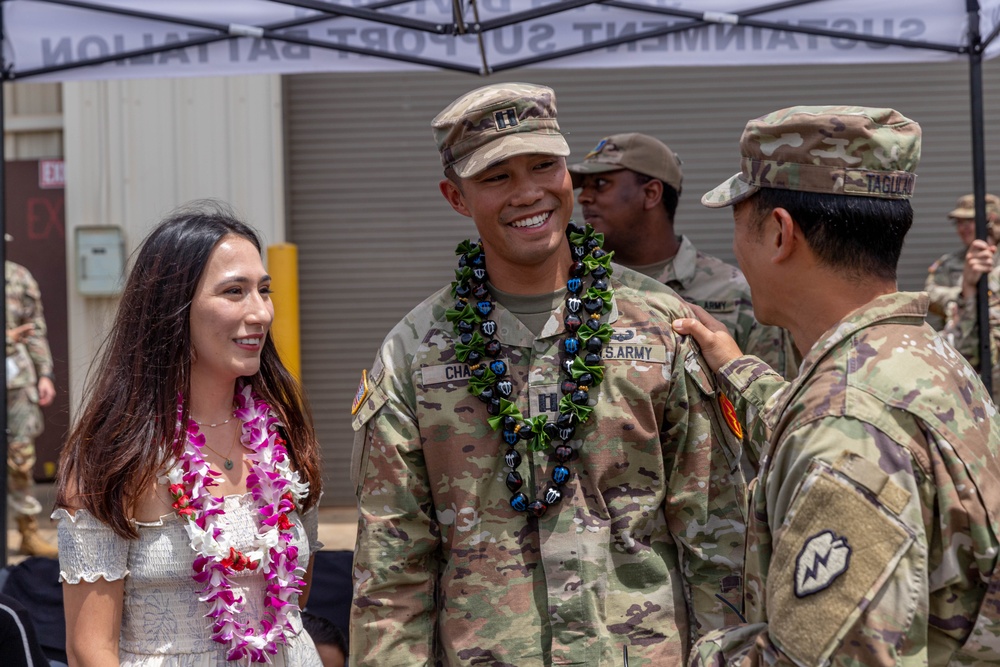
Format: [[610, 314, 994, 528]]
[[350, 82, 749, 666], [6, 243, 58, 558], [569, 132, 797, 381], [947, 234, 1000, 402], [673, 105, 1000, 665], [924, 192, 1000, 329]]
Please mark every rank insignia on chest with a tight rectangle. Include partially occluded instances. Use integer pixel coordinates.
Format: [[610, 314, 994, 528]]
[[718, 393, 743, 439], [795, 529, 852, 597], [351, 369, 369, 416]]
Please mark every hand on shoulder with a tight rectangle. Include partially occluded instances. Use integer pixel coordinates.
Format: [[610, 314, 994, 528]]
[[672, 303, 743, 373]]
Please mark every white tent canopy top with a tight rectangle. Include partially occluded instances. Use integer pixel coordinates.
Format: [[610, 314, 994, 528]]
[[5, 0, 1000, 80]]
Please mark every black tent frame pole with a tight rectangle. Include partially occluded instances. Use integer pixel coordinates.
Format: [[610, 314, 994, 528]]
[[967, 0, 992, 395], [1, 0, 9, 563]]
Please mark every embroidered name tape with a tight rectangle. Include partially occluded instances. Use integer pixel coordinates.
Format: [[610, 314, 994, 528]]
[[421, 363, 473, 386], [691, 299, 736, 313], [601, 329, 666, 364]]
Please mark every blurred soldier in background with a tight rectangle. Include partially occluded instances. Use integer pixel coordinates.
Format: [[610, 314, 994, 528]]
[[6, 253, 57, 558], [924, 192, 1000, 329], [570, 132, 798, 378], [946, 237, 1000, 402]]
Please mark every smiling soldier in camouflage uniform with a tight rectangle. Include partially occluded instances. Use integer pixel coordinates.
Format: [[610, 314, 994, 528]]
[[6, 258, 58, 558], [350, 83, 749, 666], [570, 133, 797, 381], [674, 106, 1000, 665]]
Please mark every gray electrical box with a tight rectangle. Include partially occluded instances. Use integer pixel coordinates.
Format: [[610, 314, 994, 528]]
[[75, 226, 125, 296]]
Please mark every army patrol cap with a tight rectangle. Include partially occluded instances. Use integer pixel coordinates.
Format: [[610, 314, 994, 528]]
[[948, 193, 1000, 219], [702, 105, 921, 208], [568, 133, 684, 194], [432, 82, 570, 179]]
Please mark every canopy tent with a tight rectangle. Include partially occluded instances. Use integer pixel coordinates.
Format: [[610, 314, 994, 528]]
[[6, 0, 1000, 78], [1, 0, 998, 556]]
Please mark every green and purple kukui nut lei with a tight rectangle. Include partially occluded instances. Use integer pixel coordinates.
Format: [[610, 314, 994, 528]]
[[446, 223, 616, 518]]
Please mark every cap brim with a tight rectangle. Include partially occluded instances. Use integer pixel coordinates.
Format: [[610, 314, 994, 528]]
[[948, 207, 975, 219], [567, 163, 624, 188], [454, 134, 570, 178], [567, 162, 624, 175], [701, 173, 759, 209]]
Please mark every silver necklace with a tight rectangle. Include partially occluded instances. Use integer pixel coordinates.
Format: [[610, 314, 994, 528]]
[[192, 416, 232, 428]]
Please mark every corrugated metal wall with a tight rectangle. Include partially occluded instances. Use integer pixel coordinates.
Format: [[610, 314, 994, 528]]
[[284, 62, 1000, 506], [4, 82, 62, 159]]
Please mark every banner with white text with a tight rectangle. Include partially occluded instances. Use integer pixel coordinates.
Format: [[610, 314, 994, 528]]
[[5, 0, 1000, 81]]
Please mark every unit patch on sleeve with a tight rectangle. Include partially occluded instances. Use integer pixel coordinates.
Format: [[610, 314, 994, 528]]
[[718, 393, 743, 439], [351, 369, 369, 416], [766, 461, 913, 666], [795, 530, 852, 597]]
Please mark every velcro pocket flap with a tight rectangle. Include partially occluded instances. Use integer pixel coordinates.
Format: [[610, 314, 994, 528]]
[[768, 456, 915, 665]]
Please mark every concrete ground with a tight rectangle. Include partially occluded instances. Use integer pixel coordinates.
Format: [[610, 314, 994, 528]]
[[6, 482, 358, 565]]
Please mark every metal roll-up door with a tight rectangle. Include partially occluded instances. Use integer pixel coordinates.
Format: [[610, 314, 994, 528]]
[[284, 62, 1000, 506]]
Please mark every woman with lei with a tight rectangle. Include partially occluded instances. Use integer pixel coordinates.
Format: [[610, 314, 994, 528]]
[[54, 202, 324, 666]]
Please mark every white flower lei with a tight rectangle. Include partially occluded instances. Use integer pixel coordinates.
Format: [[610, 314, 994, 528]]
[[164, 383, 310, 663]]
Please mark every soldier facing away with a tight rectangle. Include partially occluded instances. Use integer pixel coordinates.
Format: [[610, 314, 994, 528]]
[[675, 105, 1000, 665], [6, 258, 58, 558], [349, 82, 749, 666], [569, 132, 798, 379]]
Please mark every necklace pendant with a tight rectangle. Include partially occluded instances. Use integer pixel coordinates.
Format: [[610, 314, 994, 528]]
[[224, 458, 234, 470]]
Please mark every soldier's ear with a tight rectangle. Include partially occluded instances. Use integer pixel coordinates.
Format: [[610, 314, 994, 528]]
[[440, 179, 472, 218], [642, 179, 663, 211], [771, 207, 798, 264]]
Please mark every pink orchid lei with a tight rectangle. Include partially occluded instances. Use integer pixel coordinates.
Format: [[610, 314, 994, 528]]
[[163, 383, 310, 663]]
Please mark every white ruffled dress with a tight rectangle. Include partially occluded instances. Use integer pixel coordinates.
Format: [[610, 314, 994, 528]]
[[53, 495, 324, 666]]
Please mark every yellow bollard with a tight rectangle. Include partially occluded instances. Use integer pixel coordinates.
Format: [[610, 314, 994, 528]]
[[266, 243, 301, 381]]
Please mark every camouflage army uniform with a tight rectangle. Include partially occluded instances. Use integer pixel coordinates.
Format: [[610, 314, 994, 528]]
[[924, 248, 965, 330], [639, 235, 797, 379], [351, 267, 748, 666], [924, 194, 1000, 330], [690, 104, 1000, 664], [948, 265, 1000, 402], [690, 292, 1000, 666], [6, 261, 53, 517]]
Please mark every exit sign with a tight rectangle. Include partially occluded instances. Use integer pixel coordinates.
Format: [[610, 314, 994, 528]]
[[39, 159, 65, 189]]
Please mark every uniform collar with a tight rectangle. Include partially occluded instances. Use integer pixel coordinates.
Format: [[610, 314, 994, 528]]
[[791, 291, 929, 393], [485, 282, 623, 345], [659, 235, 698, 289]]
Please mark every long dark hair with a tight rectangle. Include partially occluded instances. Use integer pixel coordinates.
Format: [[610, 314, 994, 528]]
[[57, 201, 321, 538]]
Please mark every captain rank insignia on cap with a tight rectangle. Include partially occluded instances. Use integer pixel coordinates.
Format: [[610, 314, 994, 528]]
[[351, 369, 369, 416], [794, 529, 852, 597], [494, 107, 519, 130]]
